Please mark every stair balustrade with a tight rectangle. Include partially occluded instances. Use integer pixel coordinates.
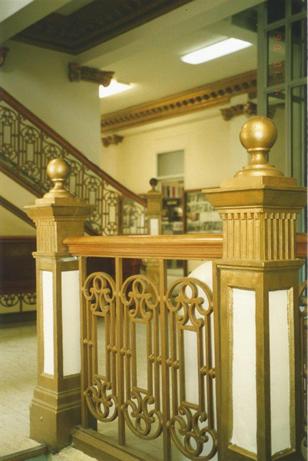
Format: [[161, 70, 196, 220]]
[[25, 116, 307, 461], [0, 87, 147, 236]]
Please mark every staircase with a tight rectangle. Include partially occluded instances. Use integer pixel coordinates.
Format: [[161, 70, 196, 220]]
[[0, 87, 147, 236]]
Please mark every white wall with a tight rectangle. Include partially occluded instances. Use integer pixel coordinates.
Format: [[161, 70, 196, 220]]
[[102, 94, 250, 194], [0, 172, 36, 235], [0, 40, 102, 166], [0, 207, 35, 235]]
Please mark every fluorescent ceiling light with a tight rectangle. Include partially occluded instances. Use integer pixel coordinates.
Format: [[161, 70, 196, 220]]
[[181, 38, 252, 65], [99, 80, 132, 98]]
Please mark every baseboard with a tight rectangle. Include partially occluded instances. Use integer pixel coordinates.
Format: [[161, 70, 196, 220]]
[[0, 444, 48, 461], [72, 427, 146, 461], [0, 311, 36, 326]]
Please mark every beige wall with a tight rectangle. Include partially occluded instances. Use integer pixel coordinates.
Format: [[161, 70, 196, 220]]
[[0, 40, 104, 234], [0, 207, 35, 236], [102, 94, 250, 194], [0, 40, 102, 166]]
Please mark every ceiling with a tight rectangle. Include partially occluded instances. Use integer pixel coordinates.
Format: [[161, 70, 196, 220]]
[[6, 0, 263, 115], [92, 0, 261, 114], [14, 0, 192, 54]]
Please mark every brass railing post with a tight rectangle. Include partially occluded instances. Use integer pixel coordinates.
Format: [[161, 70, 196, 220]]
[[146, 177, 162, 235], [206, 116, 306, 461], [145, 178, 162, 285], [25, 158, 91, 450]]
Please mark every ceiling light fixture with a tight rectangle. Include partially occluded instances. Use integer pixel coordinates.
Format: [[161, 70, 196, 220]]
[[181, 38, 252, 65], [99, 80, 132, 98]]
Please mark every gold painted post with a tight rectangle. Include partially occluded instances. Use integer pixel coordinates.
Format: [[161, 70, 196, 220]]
[[145, 178, 162, 285], [146, 177, 162, 235], [206, 116, 306, 461], [25, 158, 91, 450]]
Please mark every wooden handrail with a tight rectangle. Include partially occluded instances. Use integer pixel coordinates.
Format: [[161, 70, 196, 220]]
[[0, 195, 35, 228], [0, 87, 146, 207], [63, 233, 222, 259], [64, 233, 307, 260]]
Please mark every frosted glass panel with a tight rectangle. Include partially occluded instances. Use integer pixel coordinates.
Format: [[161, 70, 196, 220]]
[[62, 270, 81, 376], [42, 271, 54, 375], [184, 329, 198, 404], [231, 288, 257, 453], [150, 218, 159, 235], [269, 289, 291, 454]]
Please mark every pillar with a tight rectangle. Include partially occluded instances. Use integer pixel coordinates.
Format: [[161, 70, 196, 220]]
[[206, 116, 306, 460], [25, 158, 91, 450], [144, 178, 162, 285], [146, 177, 162, 235]]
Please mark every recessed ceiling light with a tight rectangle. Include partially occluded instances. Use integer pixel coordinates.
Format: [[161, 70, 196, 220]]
[[181, 38, 252, 65], [99, 80, 132, 98]]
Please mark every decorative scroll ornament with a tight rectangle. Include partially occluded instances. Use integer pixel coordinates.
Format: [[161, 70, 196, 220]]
[[68, 63, 114, 86], [167, 277, 213, 326], [220, 101, 257, 121], [102, 134, 124, 148], [82, 272, 115, 317], [120, 275, 159, 320], [170, 404, 217, 460], [0, 292, 36, 310], [85, 375, 118, 422], [123, 389, 162, 440], [167, 277, 217, 460], [0, 293, 20, 308]]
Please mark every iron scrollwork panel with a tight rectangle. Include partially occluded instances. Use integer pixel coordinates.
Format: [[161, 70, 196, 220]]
[[120, 275, 163, 439], [81, 266, 217, 460], [82, 272, 118, 422], [167, 277, 217, 460]]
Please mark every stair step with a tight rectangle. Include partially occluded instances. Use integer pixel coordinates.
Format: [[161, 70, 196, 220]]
[[48, 447, 97, 461], [0, 444, 48, 461]]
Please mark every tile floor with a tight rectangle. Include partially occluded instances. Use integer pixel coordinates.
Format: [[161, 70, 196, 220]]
[[0, 318, 216, 461], [0, 322, 39, 457]]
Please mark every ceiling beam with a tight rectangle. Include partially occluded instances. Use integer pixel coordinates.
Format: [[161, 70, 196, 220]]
[[81, 0, 263, 67], [0, 0, 72, 44]]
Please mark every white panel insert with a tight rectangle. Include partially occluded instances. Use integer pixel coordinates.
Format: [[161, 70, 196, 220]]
[[231, 288, 257, 453], [42, 271, 54, 376], [62, 270, 81, 376], [269, 289, 291, 454], [149, 218, 159, 235]]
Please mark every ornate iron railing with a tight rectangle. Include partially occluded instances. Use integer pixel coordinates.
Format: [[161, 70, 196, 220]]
[[299, 280, 308, 459], [65, 235, 218, 461], [0, 88, 147, 235]]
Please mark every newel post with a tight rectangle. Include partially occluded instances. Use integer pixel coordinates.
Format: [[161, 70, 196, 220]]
[[144, 178, 162, 285], [206, 116, 306, 461], [25, 159, 91, 450], [146, 177, 162, 235]]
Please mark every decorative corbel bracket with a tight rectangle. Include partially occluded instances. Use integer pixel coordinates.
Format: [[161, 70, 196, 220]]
[[0, 47, 9, 67], [102, 134, 124, 148], [220, 101, 257, 121], [68, 63, 114, 86]]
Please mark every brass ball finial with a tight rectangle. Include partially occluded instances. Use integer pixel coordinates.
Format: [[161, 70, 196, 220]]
[[240, 116, 277, 153], [149, 177, 158, 191], [237, 116, 283, 177], [45, 158, 71, 197]]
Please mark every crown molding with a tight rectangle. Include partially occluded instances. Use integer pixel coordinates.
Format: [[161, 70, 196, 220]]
[[68, 63, 114, 86], [101, 70, 257, 133], [220, 101, 257, 121]]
